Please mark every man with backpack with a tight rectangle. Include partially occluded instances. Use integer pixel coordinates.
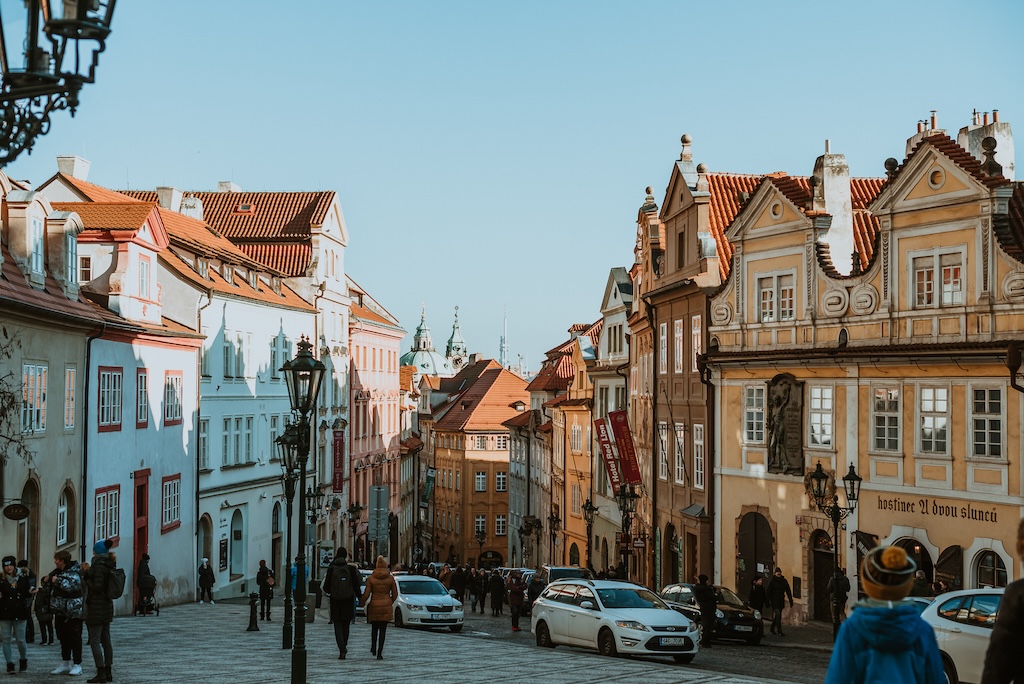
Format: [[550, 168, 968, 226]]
[[322, 548, 361, 660], [81, 539, 123, 683]]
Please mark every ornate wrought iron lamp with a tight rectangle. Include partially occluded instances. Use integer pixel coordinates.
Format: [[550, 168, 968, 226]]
[[809, 461, 862, 641]]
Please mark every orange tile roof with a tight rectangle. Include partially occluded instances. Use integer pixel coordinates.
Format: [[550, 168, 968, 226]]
[[58, 175, 140, 203], [432, 367, 529, 432], [185, 191, 336, 240], [882, 134, 1009, 193], [235, 242, 311, 276], [157, 208, 272, 272], [530, 319, 601, 392], [0, 242, 104, 326], [502, 410, 535, 429], [400, 365, 416, 390], [705, 173, 764, 280], [52, 202, 159, 231], [351, 303, 398, 327]]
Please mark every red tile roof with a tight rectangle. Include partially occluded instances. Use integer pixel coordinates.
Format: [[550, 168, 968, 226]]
[[705, 173, 764, 280], [502, 410, 535, 429], [52, 202, 159, 231], [529, 320, 601, 393], [157, 208, 272, 272], [185, 191, 335, 240], [234, 242, 311, 276], [0, 242, 104, 326], [883, 134, 1009, 193], [53, 174, 140, 203], [351, 303, 398, 327], [432, 367, 529, 432], [400, 365, 416, 390], [994, 182, 1024, 263]]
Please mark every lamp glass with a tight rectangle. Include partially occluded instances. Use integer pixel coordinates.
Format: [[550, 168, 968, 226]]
[[842, 464, 862, 505], [281, 337, 326, 416], [810, 461, 829, 503]]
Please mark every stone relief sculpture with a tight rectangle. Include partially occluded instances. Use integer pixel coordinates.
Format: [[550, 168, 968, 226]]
[[766, 374, 804, 475]]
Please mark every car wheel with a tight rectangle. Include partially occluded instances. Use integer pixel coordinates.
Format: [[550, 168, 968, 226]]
[[942, 655, 959, 684], [598, 628, 618, 658], [449, 625, 463, 633], [746, 634, 762, 646], [673, 654, 695, 664], [535, 621, 555, 648], [394, 608, 405, 628]]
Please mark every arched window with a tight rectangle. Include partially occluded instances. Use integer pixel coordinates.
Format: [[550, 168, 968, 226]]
[[569, 542, 580, 566], [976, 550, 1007, 588], [57, 489, 69, 546]]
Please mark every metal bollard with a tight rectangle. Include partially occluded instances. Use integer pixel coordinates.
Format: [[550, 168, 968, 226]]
[[247, 592, 260, 631]]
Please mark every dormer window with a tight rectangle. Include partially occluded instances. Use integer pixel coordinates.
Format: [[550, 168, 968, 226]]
[[221, 264, 233, 284], [234, 203, 254, 214], [196, 258, 209, 279], [248, 271, 259, 289], [270, 276, 281, 295], [79, 255, 92, 283], [139, 257, 151, 300], [65, 232, 77, 284], [30, 217, 44, 275]]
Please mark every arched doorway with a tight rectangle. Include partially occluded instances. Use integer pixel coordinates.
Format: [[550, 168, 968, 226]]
[[18, 481, 40, 571], [229, 510, 244, 579], [810, 529, 835, 621], [198, 514, 213, 565], [569, 542, 580, 566], [737, 512, 774, 594], [272, 503, 283, 582], [896, 538, 934, 581], [663, 524, 677, 586]]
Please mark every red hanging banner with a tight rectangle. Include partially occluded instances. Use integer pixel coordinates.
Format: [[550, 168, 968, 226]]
[[608, 410, 643, 484], [332, 430, 346, 490], [593, 418, 622, 492]]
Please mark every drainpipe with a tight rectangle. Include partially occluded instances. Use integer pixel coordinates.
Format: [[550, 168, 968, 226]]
[[196, 289, 212, 573], [700, 296, 716, 583], [80, 321, 106, 562]]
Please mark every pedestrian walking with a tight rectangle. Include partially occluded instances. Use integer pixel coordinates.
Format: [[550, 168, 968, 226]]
[[747, 574, 766, 614], [34, 579, 54, 646], [826, 569, 852, 623], [766, 567, 793, 636], [197, 558, 215, 604], [692, 574, 718, 647], [526, 573, 544, 617], [82, 539, 117, 682], [46, 549, 85, 676], [910, 570, 933, 597], [323, 548, 361, 659], [361, 556, 397, 661], [824, 545, 944, 684], [506, 571, 526, 632], [468, 569, 479, 613], [438, 563, 452, 590], [476, 568, 489, 614], [981, 516, 1024, 684], [256, 560, 275, 621], [488, 569, 506, 617], [0, 555, 31, 673], [288, 556, 309, 596], [451, 566, 467, 602], [15, 561, 35, 644]]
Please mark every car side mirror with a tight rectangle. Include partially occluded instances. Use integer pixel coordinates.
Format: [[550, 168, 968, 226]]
[[449, 589, 456, 596], [579, 600, 595, 610]]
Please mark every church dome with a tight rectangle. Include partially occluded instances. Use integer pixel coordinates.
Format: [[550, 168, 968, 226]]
[[400, 308, 456, 377]]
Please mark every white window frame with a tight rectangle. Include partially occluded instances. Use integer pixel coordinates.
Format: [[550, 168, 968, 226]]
[[496, 434, 508, 450], [98, 368, 122, 429], [79, 255, 92, 283], [673, 319, 684, 373], [917, 384, 950, 456], [63, 366, 76, 430], [969, 385, 1003, 459], [659, 322, 667, 374], [871, 387, 901, 453], [474, 514, 486, 535], [909, 246, 966, 310], [808, 385, 834, 449], [136, 370, 148, 426], [674, 423, 686, 484], [475, 471, 486, 492], [757, 272, 796, 323], [744, 386, 765, 443], [571, 423, 582, 453], [658, 422, 669, 480], [691, 315, 702, 372], [496, 471, 507, 492], [198, 419, 210, 469], [56, 490, 69, 546], [163, 373, 182, 423], [94, 487, 120, 541], [21, 363, 47, 433], [29, 217, 44, 275], [475, 435, 488, 450], [162, 476, 181, 527], [139, 256, 151, 300], [65, 231, 77, 284], [693, 424, 705, 490], [496, 515, 507, 537]]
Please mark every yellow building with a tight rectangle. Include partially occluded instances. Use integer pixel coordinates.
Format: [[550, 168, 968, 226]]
[[706, 116, 1023, 624]]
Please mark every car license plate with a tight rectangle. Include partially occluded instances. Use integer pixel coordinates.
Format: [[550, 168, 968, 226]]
[[735, 625, 753, 632], [661, 637, 686, 645], [430, 613, 448, 620]]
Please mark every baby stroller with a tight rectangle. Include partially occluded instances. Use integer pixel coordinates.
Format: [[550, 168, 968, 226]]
[[135, 573, 160, 616]]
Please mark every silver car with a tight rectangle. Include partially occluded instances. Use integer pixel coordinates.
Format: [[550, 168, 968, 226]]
[[919, 587, 1004, 684], [393, 575, 465, 633]]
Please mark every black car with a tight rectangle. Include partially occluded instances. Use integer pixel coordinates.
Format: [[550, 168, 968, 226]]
[[660, 583, 764, 645]]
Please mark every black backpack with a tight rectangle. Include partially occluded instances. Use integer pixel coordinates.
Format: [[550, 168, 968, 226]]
[[106, 568, 126, 599], [329, 564, 356, 601]]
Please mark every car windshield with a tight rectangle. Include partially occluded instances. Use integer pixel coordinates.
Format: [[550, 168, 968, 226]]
[[716, 587, 745, 607], [596, 588, 669, 610], [549, 567, 593, 580], [399, 579, 447, 596]]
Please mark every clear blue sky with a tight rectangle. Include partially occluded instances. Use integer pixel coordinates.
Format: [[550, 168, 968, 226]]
[[10, 1, 1024, 371]]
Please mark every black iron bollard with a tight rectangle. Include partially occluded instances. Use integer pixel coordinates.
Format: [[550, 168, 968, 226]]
[[247, 592, 260, 632]]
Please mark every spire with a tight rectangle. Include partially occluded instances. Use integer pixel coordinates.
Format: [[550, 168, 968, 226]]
[[499, 306, 509, 368], [411, 304, 435, 352], [446, 305, 468, 368]]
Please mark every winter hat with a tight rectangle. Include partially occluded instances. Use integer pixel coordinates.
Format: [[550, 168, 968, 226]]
[[375, 555, 388, 570], [861, 546, 916, 601], [93, 539, 112, 555], [201, 557, 209, 564], [1, 556, 15, 566]]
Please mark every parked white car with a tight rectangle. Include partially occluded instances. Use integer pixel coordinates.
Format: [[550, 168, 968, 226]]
[[393, 575, 464, 632], [919, 587, 1004, 684], [531, 579, 700, 664]]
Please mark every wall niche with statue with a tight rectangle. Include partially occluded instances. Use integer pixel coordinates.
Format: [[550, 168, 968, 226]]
[[766, 373, 804, 476]]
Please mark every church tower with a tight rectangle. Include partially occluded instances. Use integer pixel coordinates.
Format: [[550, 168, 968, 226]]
[[446, 306, 469, 371], [399, 306, 455, 378]]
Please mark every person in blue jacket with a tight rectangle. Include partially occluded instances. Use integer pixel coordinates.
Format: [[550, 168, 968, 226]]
[[825, 545, 944, 684]]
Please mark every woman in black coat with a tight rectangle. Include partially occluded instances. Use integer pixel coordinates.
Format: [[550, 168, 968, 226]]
[[488, 571, 506, 617], [0, 556, 32, 673]]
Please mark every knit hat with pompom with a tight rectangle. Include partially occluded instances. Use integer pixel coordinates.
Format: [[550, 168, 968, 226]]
[[861, 546, 916, 601]]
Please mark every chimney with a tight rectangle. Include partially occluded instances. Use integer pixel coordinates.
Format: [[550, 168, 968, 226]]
[[958, 110, 1014, 181], [180, 194, 204, 221], [217, 181, 241, 193], [56, 155, 90, 181], [156, 186, 183, 213], [811, 142, 856, 275], [906, 112, 949, 157]]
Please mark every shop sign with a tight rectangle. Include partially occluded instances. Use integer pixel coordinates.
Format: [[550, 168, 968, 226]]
[[875, 495, 1000, 522]]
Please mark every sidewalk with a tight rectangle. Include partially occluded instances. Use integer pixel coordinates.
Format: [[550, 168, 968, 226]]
[[761, 620, 835, 653]]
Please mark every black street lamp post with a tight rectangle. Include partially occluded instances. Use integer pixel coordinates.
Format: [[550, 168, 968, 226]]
[[275, 423, 301, 650], [0, 0, 117, 166], [809, 461, 862, 642], [475, 529, 486, 568], [547, 513, 561, 565], [581, 499, 597, 571], [616, 485, 640, 580], [347, 503, 364, 564], [280, 336, 326, 684]]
